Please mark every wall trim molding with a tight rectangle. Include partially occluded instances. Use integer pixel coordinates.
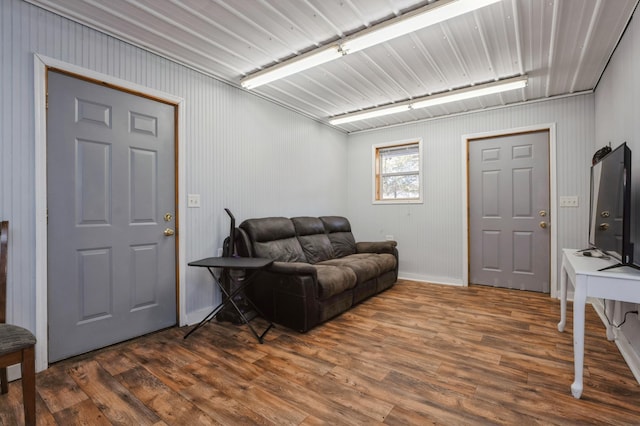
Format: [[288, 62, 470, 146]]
[[460, 124, 558, 297], [33, 54, 187, 372]]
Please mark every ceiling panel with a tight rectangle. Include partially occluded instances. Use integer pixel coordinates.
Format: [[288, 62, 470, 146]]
[[28, 0, 639, 133]]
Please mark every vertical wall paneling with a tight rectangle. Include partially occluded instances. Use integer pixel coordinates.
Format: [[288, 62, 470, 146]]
[[594, 8, 640, 382], [347, 95, 595, 289], [3, 0, 348, 371]]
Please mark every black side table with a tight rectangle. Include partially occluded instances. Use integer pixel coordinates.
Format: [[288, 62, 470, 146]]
[[184, 256, 274, 343]]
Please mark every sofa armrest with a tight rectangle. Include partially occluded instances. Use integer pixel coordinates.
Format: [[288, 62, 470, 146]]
[[356, 241, 397, 254], [268, 261, 317, 276]]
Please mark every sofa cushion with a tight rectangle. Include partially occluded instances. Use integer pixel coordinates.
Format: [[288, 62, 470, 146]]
[[319, 256, 381, 284], [349, 253, 397, 274], [314, 265, 357, 300], [240, 217, 307, 262], [292, 216, 335, 264], [319, 216, 357, 257]]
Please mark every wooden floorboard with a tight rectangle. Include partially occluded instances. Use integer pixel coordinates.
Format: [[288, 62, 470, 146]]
[[2, 280, 640, 425]]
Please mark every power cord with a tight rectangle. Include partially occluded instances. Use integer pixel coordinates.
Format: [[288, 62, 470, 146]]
[[603, 302, 639, 328], [616, 310, 639, 328]]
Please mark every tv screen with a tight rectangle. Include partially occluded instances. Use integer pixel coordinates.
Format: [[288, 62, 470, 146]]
[[588, 142, 632, 264]]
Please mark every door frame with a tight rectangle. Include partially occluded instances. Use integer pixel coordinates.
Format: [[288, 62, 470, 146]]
[[461, 124, 557, 297], [34, 54, 187, 372]]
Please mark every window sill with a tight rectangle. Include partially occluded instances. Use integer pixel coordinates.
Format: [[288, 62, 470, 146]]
[[372, 199, 423, 205]]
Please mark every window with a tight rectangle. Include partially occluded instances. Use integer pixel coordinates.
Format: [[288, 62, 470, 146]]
[[373, 139, 423, 203]]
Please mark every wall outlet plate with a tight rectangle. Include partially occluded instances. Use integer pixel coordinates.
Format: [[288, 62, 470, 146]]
[[187, 194, 201, 208]]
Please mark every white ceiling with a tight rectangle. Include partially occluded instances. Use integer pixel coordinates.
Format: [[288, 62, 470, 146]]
[[28, 0, 639, 133]]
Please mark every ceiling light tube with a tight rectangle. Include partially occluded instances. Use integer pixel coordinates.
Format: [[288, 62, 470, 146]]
[[330, 104, 412, 125], [411, 76, 528, 109], [241, 45, 342, 89], [341, 0, 500, 54], [241, 0, 500, 89], [329, 75, 527, 125]]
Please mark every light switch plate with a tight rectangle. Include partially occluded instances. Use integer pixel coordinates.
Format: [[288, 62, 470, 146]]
[[187, 194, 201, 208]]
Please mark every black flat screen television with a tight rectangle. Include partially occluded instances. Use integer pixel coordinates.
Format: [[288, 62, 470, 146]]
[[588, 142, 633, 268]]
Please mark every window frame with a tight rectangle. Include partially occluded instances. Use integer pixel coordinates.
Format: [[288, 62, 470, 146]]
[[372, 138, 423, 204]]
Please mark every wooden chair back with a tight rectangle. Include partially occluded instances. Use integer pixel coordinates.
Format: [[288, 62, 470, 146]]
[[0, 220, 36, 425], [0, 220, 8, 323]]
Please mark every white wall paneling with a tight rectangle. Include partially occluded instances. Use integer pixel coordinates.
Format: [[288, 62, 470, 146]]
[[594, 6, 640, 382], [4, 0, 625, 376], [2, 0, 347, 371], [347, 95, 594, 288]]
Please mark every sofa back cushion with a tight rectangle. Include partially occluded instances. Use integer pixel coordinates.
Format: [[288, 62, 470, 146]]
[[291, 217, 335, 264], [239, 217, 307, 262], [319, 216, 357, 257]]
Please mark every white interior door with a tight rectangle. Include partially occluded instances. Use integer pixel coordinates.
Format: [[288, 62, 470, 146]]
[[468, 131, 550, 292], [47, 70, 177, 362]]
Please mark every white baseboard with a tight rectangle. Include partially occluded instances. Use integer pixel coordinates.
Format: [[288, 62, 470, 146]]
[[6, 364, 20, 381], [614, 331, 640, 384], [185, 306, 216, 326], [398, 273, 463, 286]]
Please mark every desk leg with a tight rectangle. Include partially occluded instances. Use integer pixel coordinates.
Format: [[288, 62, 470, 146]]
[[605, 299, 617, 341], [571, 280, 586, 399], [558, 258, 568, 332]]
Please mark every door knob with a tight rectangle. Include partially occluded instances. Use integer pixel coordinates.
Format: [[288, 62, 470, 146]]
[[599, 223, 610, 231], [539, 221, 548, 229], [164, 228, 175, 236]]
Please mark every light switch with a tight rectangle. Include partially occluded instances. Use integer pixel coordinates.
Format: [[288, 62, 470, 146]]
[[559, 196, 579, 207]]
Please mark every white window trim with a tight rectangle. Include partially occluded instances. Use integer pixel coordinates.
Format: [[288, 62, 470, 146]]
[[372, 138, 424, 204]]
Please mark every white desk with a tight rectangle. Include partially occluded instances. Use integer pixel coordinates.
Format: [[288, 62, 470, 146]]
[[558, 248, 640, 398]]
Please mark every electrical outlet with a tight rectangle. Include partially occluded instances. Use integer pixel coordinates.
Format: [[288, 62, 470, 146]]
[[385, 235, 394, 241], [559, 196, 579, 207], [187, 194, 200, 208]]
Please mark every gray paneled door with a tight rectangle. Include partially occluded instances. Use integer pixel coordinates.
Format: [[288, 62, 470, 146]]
[[468, 131, 550, 292], [47, 71, 177, 362]]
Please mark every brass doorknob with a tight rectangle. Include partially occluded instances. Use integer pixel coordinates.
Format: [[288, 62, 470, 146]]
[[599, 223, 609, 231], [539, 221, 548, 229], [164, 228, 175, 236]]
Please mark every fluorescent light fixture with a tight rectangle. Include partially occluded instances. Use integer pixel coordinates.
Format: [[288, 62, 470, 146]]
[[241, 0, 501, 89], [341, 0, 501, 54], [241, 46, 342, 89], [330, 104, 412, 125], [329, 75, 527, 125], [411, 76, 528, 109]]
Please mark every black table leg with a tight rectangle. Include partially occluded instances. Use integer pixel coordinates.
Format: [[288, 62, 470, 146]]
[[183, 266, 274, 342]]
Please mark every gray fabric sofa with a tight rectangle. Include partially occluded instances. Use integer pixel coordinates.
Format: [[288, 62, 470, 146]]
[[236, 216, 398, 332]]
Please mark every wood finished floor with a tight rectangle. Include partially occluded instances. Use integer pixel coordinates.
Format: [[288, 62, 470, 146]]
[[2, 280, 640, 425]]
